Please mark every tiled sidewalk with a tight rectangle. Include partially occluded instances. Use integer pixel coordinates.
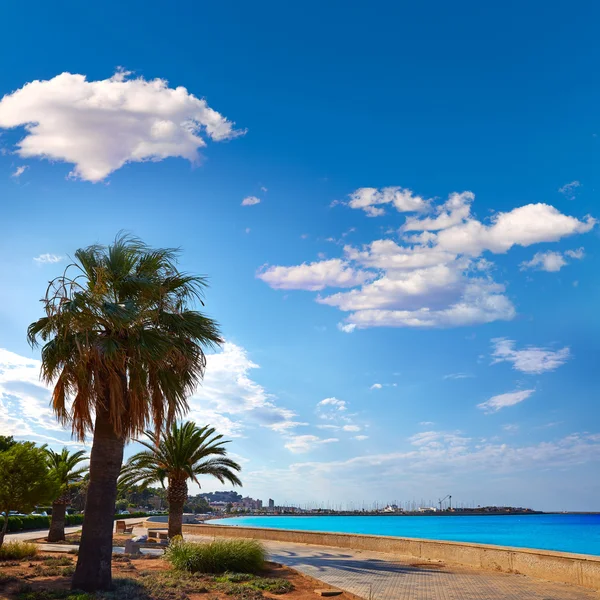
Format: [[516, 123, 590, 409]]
[[186, 533, 598, 600]]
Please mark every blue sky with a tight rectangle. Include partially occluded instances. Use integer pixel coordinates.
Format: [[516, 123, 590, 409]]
[[1, 0, 599, 511]]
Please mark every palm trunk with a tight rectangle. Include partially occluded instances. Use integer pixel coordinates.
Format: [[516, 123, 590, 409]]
[[167, 479, 187, 539], [71, 405, 125, 591], [48, 502, 67, 543]]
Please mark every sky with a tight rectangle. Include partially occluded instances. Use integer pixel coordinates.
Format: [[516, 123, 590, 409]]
[[1, 0, 599, 512]]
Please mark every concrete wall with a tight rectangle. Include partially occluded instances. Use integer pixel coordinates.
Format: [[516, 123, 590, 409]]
[[180, 522, 600, 590]]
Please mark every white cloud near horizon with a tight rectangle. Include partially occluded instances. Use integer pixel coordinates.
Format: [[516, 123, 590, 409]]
[[241, 196, 261, 206], [259, 188, 595, 330], [491, 338, 570, 375], [0, 70, 244, 182], [477, 389, 535, 413]]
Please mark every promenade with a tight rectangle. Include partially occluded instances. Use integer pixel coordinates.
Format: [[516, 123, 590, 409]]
[[5, 523, 597, 599], [185, 532, 598, 600]]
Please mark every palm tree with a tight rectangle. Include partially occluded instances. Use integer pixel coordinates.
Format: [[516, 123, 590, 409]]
[[46, 448, 88, 542], [27, 234, 222, 591], [120, 421, 241, 538]]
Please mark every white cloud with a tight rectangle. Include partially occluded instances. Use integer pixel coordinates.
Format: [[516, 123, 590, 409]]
[[348, 186, 430, 217], [343, 425, 361, 432], [33, 253, 63, 264], [260, 186, 268, 192], [284, 435, 338, 454], [520, 247, 584, 272], [558, 180, 581, 200], [354, 435, 369, 441], [241, 196, 261, 206], [419, 421, 435, 426], [477, 389, 535, 413], [0, 348, 78, 446], [259, 188, 595, 330], [317, 397, 347, 411], [503, 424, 520, 432], [257, 259, 372, 291], [565, 247, 585, 260], [520, 251, 566, 272], [370, 383, 383, 390], [491, 338, 570, 374], [443, 373, 473, 380], [187, 342, 304, 437], [11, 165, 27, 178], [0, 70, 243, 182], [433, 203, 595, 256]]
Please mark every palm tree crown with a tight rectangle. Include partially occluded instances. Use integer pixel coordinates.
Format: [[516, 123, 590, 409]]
[[120, 421, 242, 490], [46, 448, 88, 491], [120, 421, 241, 538], [27, 233, 223, 440]]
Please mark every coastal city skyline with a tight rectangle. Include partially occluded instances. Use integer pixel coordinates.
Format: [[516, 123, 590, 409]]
[[1, 0, 599, 514]]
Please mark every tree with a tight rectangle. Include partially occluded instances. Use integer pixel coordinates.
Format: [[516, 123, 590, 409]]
[[0, 436, 17, 452], [27, 234, 222, 591], [120, 421, 241, 538], [0, 442, 57, 547], [45, 448, 88, 542]]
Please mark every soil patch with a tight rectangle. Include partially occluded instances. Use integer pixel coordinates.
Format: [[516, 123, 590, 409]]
[[0, 553, 351, 600]]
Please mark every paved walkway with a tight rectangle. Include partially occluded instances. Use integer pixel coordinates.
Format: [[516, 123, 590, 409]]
[[185, 532, 599, 600]]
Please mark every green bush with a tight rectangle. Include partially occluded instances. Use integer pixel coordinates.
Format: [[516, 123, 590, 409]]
[[0, 541, 38, 560], [165, 538, 266, 574]]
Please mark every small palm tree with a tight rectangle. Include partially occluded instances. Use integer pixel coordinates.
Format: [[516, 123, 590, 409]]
[[46, 448, 88, 542], [28, 234, 222, 591], [120, 421, 241, 538]]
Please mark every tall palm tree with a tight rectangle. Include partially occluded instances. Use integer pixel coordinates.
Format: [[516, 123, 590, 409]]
[[27, 234, 222, 591], [120, 421, 241, 538], [46, 448, 88, 542]]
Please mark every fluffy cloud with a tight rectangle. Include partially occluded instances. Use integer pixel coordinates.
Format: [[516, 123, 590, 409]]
[[259, 188, 595, 330], [0, 70, 243, 182], [347, 186, 430, 217], [257, 259, 371, 291], [370, 383, 383, 390], [558, 180, 581, 200], [33, 253, 63, 264], [520, 248, 584, 272], [187, 342, 304, 436], [354, 435, 369, 441], [317, 397, 347, 411], [477, 389, 535, 413], [0, 349, 81, 447], [491, 338, 570, 374], [241, 196, 261, 206], [284, 435, 338, 454]]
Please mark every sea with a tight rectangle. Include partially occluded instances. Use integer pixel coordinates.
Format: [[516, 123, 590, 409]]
[[216, 513, 600, 556]]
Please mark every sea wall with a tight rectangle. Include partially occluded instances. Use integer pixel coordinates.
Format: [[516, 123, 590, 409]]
[[178, 522, 600, 590]]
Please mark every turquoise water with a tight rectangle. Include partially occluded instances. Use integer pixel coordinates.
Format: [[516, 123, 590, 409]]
[[216, 514, 600, 556]]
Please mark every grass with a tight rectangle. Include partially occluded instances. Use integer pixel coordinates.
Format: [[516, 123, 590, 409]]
[[165, 538, 266, 575], [0, 542, 38, 560]]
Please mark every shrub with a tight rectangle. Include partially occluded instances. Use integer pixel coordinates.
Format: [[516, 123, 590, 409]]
[[0, 541, 38, 560], [165, 538, 266, 574]]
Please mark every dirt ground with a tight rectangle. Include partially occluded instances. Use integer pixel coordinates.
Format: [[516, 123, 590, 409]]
[[0, 553, 353, 600]]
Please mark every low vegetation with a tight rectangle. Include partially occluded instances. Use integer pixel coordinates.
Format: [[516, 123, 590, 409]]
[[165, 538, 266, 574], [0, 541, 38, 560]]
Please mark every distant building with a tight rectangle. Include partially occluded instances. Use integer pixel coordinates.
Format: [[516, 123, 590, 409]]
[[383, 504, 402, 513], [268, 498, 275, 509]]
